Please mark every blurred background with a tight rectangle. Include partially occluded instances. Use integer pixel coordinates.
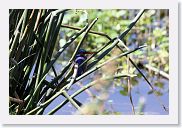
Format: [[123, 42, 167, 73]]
[[44, 9, 169, 115]]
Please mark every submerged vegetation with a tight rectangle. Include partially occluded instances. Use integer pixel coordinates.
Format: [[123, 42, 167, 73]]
[[9, 9, 169, 115]]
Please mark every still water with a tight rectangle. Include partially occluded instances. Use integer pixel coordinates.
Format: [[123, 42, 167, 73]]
[[43, 65, 169, 115]]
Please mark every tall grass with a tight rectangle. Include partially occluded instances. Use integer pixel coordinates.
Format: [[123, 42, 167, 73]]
[[10, 9, 165, 115]]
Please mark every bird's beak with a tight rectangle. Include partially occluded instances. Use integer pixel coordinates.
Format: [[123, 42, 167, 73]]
[[83, 52, 97, 54]]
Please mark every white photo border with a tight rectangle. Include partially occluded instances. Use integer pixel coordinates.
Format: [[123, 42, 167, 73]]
[[0, 0, 178, 124]]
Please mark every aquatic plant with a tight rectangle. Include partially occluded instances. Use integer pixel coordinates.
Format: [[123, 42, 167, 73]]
[[9, 9, 169, 115]]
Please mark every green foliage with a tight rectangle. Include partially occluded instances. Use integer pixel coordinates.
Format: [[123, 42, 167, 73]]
[[120, 90, 128, 96], [9, 9, 168, 115]]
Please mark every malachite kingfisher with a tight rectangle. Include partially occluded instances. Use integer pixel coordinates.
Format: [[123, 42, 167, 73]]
[[66, 49, 96, 90]]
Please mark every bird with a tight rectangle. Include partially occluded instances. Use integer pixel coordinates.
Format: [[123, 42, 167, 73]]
[[66, 49, 96, 90]]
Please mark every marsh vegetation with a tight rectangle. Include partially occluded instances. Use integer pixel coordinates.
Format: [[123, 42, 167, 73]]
[[9, 9, 169, 115]]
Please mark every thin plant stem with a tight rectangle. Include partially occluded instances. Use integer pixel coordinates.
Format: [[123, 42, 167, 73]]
[[61, 24, 112, 40], [87, 10, 145, 70], [46, 23, 90, 85], [56, 45, 147, 93], [144, 64, 169, 79], [47, 74, 134, 115], [127, 54, 135, 114], [51, 18, 98, 89], [117, 39, 168, 112], [62, 91, 81, 111]]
